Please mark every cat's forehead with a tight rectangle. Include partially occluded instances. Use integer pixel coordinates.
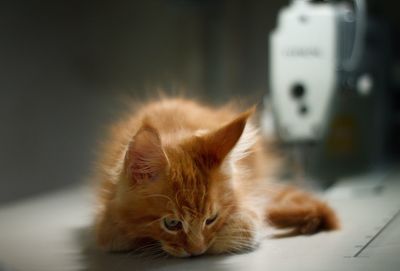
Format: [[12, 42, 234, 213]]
[[166, 171, 210, 212], [169, 174, 210, 215], [163, 147, 218, 215], [166, 148, 209, 185]]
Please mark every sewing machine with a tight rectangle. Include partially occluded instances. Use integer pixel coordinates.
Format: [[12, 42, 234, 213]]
[[266, 0, 393, 183]]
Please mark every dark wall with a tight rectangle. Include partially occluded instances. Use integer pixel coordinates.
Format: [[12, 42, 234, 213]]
[[0, 0, 288, 203], [1, 0, 399, 203]]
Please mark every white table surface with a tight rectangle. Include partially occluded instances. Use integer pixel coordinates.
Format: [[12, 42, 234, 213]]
[[1, 171, 400, 271]]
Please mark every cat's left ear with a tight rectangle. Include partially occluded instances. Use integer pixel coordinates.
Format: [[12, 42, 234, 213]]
[[124, 123, 167, 184], [193, 107, 255, 168]]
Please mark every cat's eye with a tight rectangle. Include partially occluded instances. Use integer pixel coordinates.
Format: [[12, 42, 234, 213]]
[[205, 213, 218, 225], [163, 217, 182, 231]]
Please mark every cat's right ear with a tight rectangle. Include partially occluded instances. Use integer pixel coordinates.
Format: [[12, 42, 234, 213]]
[[123, 123, 167, 185], [188, 107, 255, 168]]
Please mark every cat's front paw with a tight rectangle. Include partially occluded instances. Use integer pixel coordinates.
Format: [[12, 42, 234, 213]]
[[207, 213, 262, 254], [208, 234, 259, 255]]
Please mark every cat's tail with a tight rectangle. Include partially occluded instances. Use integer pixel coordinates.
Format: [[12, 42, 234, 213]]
[[265, 186, 340, 236]]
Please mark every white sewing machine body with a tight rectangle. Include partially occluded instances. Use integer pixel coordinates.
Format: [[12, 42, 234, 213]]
[[270, 0, 339, 142]]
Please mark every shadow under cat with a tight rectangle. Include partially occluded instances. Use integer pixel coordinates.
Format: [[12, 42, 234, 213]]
[[73, 226, 256, 271]]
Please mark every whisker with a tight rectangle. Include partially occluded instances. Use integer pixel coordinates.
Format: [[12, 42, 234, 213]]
[[143, 217, 164, 227]]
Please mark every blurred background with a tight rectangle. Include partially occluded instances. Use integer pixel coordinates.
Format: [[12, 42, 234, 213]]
[[1, 0, 400, 203]]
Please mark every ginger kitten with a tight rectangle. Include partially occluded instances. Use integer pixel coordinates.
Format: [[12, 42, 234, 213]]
[[93, 98, 338, 257]]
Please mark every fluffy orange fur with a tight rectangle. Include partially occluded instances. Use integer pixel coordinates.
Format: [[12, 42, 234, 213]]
[[93, 98, 339, 257]]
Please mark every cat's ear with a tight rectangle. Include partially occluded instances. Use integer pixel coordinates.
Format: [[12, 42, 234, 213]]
[[194, 107, 255, 168], [124, 123, 167, 184]]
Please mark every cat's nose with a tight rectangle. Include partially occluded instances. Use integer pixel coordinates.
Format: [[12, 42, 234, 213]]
[[189, 247, 206, 256], [187, 245, 207, 256]]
